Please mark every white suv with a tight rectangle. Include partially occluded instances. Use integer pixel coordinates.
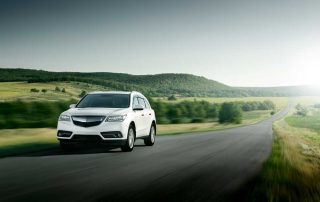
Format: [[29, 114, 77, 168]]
[[57, 91, 156, 152]]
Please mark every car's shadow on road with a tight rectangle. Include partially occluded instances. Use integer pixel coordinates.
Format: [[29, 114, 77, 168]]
[[16, 141, 148, 157]]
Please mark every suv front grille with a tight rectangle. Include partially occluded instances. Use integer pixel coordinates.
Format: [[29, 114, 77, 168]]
[[72, 116, 105, 127]]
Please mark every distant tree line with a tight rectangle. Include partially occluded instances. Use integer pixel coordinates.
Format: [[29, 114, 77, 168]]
[[0, 99, 275, 129], [149, 99, 275, 124]]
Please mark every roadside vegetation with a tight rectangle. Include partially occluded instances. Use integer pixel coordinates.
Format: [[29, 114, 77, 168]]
[[0, 97, 279, 157], [0, 99, 276, 129], [0, 79, 285, 157], [0, 100, 74, 129], [249, 97, 320, 202], [0, 110, 273, 157], [0, 128, 57, 157]]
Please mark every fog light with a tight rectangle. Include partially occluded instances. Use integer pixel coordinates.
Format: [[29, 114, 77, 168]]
[[57, 130, 72, 137], [101, 131, 123, 138]]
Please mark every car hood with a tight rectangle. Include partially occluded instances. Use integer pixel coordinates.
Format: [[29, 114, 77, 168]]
[[64, 108, 129, 116]]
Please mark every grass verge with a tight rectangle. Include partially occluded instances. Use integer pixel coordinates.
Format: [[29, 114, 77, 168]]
[[0, 128, 58, 157], [248, 111, 320, 201]]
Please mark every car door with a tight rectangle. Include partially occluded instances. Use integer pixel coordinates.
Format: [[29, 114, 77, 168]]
[[132, 96, 145, 137], [141, 97, 154, 131], [138, 97, 150, 136]]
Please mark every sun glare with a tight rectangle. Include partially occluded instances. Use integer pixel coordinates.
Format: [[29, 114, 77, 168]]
[[294, 45, 320, 86]]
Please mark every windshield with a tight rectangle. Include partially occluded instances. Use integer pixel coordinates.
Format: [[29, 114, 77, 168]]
[[76, 94, 130, 108]]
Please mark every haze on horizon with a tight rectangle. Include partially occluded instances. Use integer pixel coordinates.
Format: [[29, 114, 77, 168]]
[[1, 0, 320, 87]]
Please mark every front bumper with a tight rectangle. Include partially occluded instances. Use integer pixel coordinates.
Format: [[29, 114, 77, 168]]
[[59, 136, 126, 146], [57, 119, 129, 144]]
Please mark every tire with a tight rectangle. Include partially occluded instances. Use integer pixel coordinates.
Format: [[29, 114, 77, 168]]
[[121, 125, 135, 152], [60, 141, 75, 151], [144, 123, 156, 146]]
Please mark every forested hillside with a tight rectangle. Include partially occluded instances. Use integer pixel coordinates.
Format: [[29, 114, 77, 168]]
[[1, 68, 319, 97]]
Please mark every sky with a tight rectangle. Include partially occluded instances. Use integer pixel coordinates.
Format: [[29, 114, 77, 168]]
[[1, 0, 320, 87]]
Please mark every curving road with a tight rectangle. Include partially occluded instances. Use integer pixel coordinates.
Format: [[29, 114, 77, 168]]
[[0, 103, 292, 202]]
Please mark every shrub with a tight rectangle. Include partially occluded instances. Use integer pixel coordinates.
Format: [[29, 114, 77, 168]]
[[168, 95, 177, 101], [55, 86, 60, 91], [191, 118, 206, 123], [219, 102, 242, 124], [295, 104, 308, 116], [41, 89, 47, 93], [170, 118, 184, 124], [61, 88, 66, 93], [30, 88, 39, 93]]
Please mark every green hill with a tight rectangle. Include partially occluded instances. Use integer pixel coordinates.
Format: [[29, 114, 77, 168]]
[[1, 68, 319, 97], [0, 68, 233, 97]]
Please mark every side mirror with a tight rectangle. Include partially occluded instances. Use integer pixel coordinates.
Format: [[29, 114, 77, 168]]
[[133, 104, 144, 111], [69, 104, 76, 108]]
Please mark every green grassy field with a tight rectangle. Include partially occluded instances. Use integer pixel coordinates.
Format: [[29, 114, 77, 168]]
[[0, 81, 110, 102], [249, 97, 320, 201], [286, 110, 320, 133], [0, 82, 288, 109]]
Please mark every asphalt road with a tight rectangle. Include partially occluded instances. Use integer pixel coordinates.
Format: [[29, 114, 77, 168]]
[[0, 103, 292, 202]]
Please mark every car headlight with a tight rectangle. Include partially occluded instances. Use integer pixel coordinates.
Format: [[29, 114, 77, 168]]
[[106, 115, 127, 122], [59, 115, 71, 121]]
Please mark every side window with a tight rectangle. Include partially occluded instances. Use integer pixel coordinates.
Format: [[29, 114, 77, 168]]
[[132, 97, 139, 107], [144, 98, 151, 109], [138, 97, 146, 108]]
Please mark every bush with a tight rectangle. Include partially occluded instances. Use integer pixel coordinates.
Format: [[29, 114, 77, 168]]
[[295, 104, 308, 116], [61, 88, 66, 93], [41, 89, 47, 93], [191, 118, 206, 123], [55, 86, 60, 91], [170, 118, 184, 124], [30, 88, 39, 93], [168, 95, 177, 101], [219, 102, 242, 124], [167, 107, 182, 119]]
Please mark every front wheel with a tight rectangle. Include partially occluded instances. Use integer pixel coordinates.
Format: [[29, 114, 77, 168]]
[[121, 125, 135, 152], [144, 123, 156, 146]]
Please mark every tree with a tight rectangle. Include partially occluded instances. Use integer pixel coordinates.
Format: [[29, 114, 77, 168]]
[[219, 102, 242, 124]]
